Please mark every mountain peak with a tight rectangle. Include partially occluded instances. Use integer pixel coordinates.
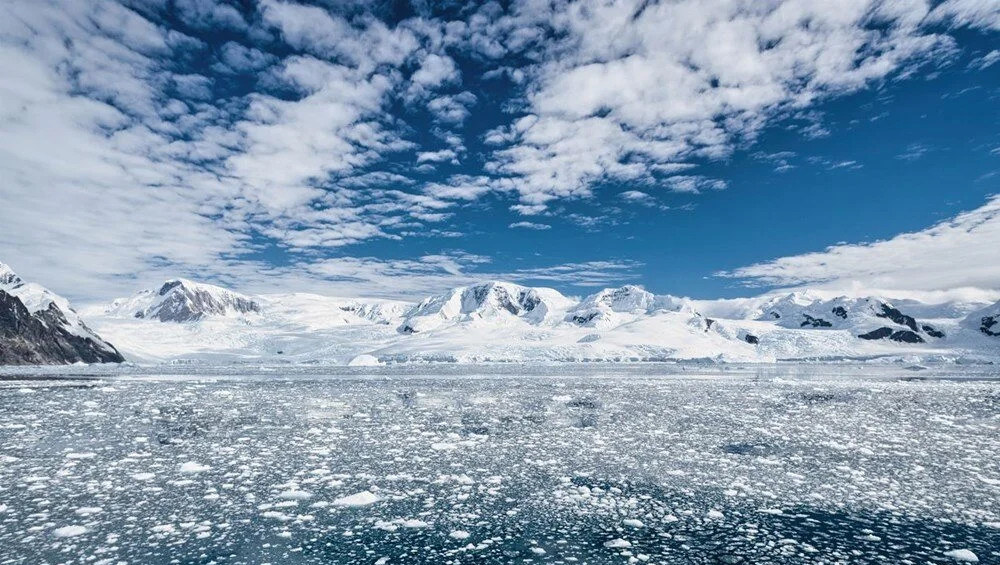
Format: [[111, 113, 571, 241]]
[[0, 260, 122, 365], [398, 280, 572, 333], [0, 262, 23, 287], [108, 277, 262, 322]]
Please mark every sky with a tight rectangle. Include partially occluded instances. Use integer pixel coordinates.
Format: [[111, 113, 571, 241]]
[[0, 0, 998, 304]]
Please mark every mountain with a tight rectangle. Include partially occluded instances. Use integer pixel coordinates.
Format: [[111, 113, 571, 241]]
[[0, 262, 123, 365], [89, 282, 413, 363], [105, 278, 261, 322], [964, 300, 1000, 338], [750, 292, 946, 344], [566, 285, 691, 328], [398, 281, 573, 334]]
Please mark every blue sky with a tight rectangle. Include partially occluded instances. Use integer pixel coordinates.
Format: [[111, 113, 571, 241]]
[[0, 0, 998, 302]]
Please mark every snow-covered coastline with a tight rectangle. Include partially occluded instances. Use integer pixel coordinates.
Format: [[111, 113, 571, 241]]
[[3, 258, 999, 367], [73, 278, 1000, 366]]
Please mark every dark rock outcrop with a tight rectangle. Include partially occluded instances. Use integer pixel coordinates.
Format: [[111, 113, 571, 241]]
[[922, 324, 945, 339], [876, 303, 919, 332], [982, 316, 999, 337], [858, 327, 894, 341], [857, 326, 925, 343], [800, 314, 832, 328], [0, 291, 123, 365]]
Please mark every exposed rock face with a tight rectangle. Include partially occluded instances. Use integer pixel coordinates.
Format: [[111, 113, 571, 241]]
[[979, 315, 999, 337], [857, 327, 924, 343], [800, 314, 833, 328], [875, 303, 919, 333], [0, 284, 123, 365], [922, 324, 945, 338]]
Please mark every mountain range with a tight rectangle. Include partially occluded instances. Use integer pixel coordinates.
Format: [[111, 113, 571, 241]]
[[2, 260, 999, 365]]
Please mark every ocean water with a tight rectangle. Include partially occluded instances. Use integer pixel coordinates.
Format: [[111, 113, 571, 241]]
[[0, 364, 998, 564]]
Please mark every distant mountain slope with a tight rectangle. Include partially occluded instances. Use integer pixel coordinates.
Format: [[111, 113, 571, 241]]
[[751, 293, 946, 344], [964, 300, 1000, 338], [0, 262, 123, 365]]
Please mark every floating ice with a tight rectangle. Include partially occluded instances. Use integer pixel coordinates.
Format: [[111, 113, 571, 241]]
[[944, 549, 980, 562], [332, 491, 379, 507], [52, 526, 87, 538], [604, 539, 632, 548], [179, 462, 210, 473]]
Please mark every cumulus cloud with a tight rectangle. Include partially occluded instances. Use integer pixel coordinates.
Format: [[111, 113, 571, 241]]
[[427, 91, 477, 125], [484, 0, 962, 212], [719, 195, 1000, 291], [508, 221, 551, 230]]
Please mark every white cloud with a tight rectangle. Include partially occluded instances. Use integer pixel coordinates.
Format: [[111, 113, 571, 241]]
[[508, 221, 551, 230], [969, 49, 1000, 70], [719, 195, 1000, 291], [426, 91, 477, 125], [483, 0, 961, 211], [1, 0, 998, 302], [0, 0, 469, 300], [619, 190, 659, 207], [174, 0, 248, 31], [416, 149, 458, 164], [408, 53, 460, 96], [663, 175, 728, 194], [928, 0, 1000, 31]]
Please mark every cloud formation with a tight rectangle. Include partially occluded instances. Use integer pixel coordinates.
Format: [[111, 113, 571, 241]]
[[0, 0, 997, 300], [720, 195, 1000, 291]]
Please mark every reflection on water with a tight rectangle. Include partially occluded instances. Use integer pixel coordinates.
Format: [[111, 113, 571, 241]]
[[0, 368, 998, 563]]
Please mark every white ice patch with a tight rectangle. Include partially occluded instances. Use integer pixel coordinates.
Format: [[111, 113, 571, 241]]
[[332, 491, 379, 507], [179, 462, 210, 473], [944, 549, 979, 562], [52, 525, 87, 538], [75, 507, 103, 516], [278, 490, 312, 501], [604, 539, 632, 548]]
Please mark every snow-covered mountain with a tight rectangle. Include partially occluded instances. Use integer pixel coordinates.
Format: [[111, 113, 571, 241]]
[[566, 285, 691, 328], [105, 278, 262, 322], [398, 281, 573, 333], [749, 292, 946, 344], [964, 300, 1000, 338], [61, 276, 1000, 365], [0, 262, 123, 365]]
